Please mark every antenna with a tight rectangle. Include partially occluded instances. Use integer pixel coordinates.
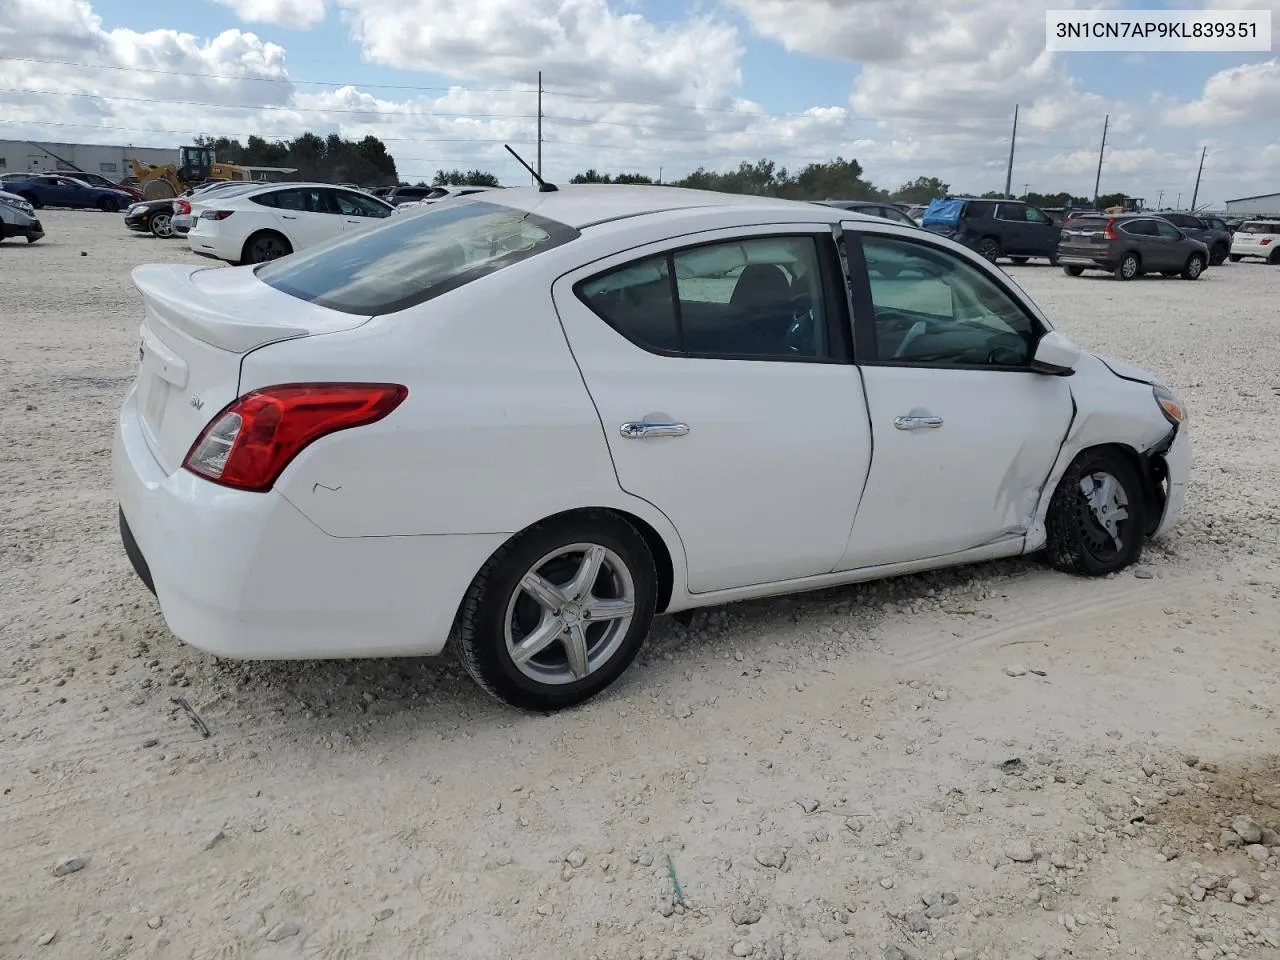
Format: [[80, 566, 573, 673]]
[[505, 145, 557, 192]]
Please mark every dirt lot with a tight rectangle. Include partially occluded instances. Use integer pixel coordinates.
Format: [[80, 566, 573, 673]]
[[2, 210, 1280, 960]]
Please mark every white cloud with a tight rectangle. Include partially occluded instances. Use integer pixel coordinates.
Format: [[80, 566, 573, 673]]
[[1164, 59, 1280, 126], [212, 0, 327, 29]]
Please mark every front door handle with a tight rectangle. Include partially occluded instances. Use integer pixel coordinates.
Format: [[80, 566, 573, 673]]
[[894, 415, 943, 430], [620, 421, 690, 439], [281, 214, 298, 219]]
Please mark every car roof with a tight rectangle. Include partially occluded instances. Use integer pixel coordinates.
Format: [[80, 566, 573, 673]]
[[467, 184, 832, 229]]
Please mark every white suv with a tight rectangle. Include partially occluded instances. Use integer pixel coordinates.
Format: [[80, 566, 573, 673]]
[[1229, 220, 1280, 264]]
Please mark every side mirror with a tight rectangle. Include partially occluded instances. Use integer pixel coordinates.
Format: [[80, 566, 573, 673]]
[[1031, 330, 1080, 376]]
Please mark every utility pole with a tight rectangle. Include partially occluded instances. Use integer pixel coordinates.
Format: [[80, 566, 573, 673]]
[[1003, 104, 1018, 199], [1092, 114, 1108, 208], [1176, 192, 1182, 209], [536, 71, 543, 183], [1190, 145, 1207, 211], [658, 166, 663, 184], [1023, 182, 1029, 198], [1156, 189, 1164, 209]]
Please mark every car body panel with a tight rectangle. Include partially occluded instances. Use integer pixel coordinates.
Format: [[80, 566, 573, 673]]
[[6, 174, 132, 209], [1230, 220, 1280, 261]]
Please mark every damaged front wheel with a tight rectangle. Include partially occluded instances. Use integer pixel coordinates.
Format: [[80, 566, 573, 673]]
[[1044, 448, 1147, 576]]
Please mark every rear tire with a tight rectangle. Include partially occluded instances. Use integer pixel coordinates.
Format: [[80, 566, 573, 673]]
[[1114, 252, 1140, 280], [456, 511, 658, 711], [149, 212, 173, 238], [977, 237, 1001, 262], [241, 230, 293, 264], [1209, 244, 1228, 266], [97, 196, 119, 213], [1270, 250, 1280, 266], [1044, 448, 1147, 577], [1063, 265, 1084, 277], [1181, 253, 1205, 280]]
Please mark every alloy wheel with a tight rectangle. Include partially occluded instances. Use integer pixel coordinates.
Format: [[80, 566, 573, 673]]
[[1121, 256, 1138, 279], [503, 543, 636, 686], [250, 235, 289, 262], [150, 213, 173, 238], [1076, 471, 1129, 563]]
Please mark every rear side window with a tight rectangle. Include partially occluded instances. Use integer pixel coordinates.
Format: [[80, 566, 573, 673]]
[[1122, 219, 1157, 236], [964, 201, 996, 219], [255, 200, 579, 315]]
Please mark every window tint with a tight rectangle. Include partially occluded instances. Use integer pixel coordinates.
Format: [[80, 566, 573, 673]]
[[1240, 221, 1280, 234], [996, 204, 1028, 222], [1207, 218, 1227, 230], [334, 190, 391, 218], [860, 236, 1038, 367], [881, 206, 917, 225], [256, 200, 579, 315], [964, 201, 996, 219], [578, 256, 679, 352], [1025, 207, 1051, 224], [578, 236, 830, 360], [1121, 219, 1156, 236], [267, 188, 333, 213], [1155, 221, 1182, 239]]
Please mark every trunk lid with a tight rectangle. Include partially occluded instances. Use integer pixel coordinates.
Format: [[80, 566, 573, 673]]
[[131, 263, 372, 474], [1059, 217, 1111, 251]]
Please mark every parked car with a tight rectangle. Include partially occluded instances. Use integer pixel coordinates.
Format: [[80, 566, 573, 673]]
[[1228, 220, 1280, 263], [67, 172, 145, 202], [186, 182, 395, 264], [124, 198, 177, 238], [391, 185, 498, 212], [114, 185, 1191, 711], [904, 204, 927, 224], [921, 197, 1061, 264], [1157, 212, 1232, 265], [4, 174, 134, 212], [1057, 213, 1209, 280], [173, 181, 278, 237], [382, 185, 437, 205], [0, 189, 43, 243], [817, 200, 919, 226]]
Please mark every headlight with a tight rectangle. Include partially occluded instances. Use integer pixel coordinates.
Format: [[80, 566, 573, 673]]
[[0, 195, 33, 215], [1152, 384, 1186, 426]]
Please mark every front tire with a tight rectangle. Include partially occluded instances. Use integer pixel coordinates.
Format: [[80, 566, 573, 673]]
[[456, 512, 658, 711], [1063, 265, 1084, 277], [1114, 252, 1140, 280], [1209, 244, 1228, 266], [1229, 254, 1243, 262], [149, 212, 173, 238], [1181, 253, 1205, 280], [1044, 448, 1147, 576]]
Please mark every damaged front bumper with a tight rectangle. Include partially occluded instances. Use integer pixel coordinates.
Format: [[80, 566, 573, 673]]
[[1142, 423, 1190, 540]]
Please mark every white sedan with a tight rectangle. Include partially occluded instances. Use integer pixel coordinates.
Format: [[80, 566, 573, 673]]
[[186, 182, 395, 264], [114, 185, 1191, 710]]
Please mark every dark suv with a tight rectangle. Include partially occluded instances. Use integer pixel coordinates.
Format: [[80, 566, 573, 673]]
[[1157, 212, 1232, 265], [1057, 214, 1209, 281], [921, 197, 1061, 264]]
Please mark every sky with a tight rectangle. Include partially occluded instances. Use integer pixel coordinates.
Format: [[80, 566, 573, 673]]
[[0, 0, 1277, 207]]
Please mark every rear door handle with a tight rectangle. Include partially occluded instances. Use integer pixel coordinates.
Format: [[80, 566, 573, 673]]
[[894, 415, 943, 430], [620, 422, 690, 439], [281, 214, 298, 219]]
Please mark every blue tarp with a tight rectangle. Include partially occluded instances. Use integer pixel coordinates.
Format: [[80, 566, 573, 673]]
[[921, 198, 964, 227]]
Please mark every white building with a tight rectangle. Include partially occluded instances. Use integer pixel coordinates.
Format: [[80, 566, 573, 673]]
[[1224, 192, 1280, 216], [0, 139, 175, 180]]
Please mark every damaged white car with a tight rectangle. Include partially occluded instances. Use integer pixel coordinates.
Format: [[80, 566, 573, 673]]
[[113, 186, 1190, 711]]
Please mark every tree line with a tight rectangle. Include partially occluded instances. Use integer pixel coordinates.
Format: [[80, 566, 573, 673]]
[[191, 136, 1134, 208]]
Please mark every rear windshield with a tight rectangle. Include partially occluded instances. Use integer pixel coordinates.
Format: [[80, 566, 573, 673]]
[[1239, 222, 1280, 234], [1064, 216, 1109, 228], [254, 200, 580, 315]]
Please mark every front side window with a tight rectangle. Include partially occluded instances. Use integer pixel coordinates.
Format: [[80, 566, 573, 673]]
[[1025, 206, 1051, 224], [996, 204, 1028, 222], [334, 191, 391, 218], [860, 235, 1039, 367], [577, 235, 830, 360], [882, 206, 918, 225], [1155, 221, 1182, 239], [256, 200, 579, 315]]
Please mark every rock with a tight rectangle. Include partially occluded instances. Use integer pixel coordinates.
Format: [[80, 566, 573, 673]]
[[732, 901, 762, 925], [52, 856, 85, 877], [905, 910, 930, 933], [754, 846, 786, 869], [883, 947, 916, 960], [658, 895, 676, 918], [1248, 844, 1271, 862], [374, 908, 394, 921], [931, 689, 949, 701], [1221, 829, 1244, 849], [1134, 569, 1154, 579], [797, 798, 819, 814], [953, 950, 975, 960], [37, 932, 56, 946], [1005, 843, 1035, 863], [147, 917, 163, 930], [1004, 664, 1028, 678], [732, 941, 753, 957], [922, 890, 959, 908], [1228, 878, 1256, 901], [879, 876, 895, 889], [266, 921, 300, 942], [905, 847, 924, 861], [1234, 817, 1264, 844], [675, 705, 693, 719], [565, 849, 587, 868], [202, 829, 226, 851], [1197, 950, 1215, 960]]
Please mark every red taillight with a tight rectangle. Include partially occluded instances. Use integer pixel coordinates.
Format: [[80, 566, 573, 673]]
[[201, 210, 234, 220], [1103, 218, 1118, 240], [1261, 238, 1273, 246], [174, 199, 190, 215], [183, 384, 408, 493]]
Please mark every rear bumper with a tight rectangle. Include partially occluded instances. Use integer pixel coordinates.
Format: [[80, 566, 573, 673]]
[[112, 387, 504, 660], [172, 214, 192, 236], [186, 227, 238, 262], [1057, 254, 1112, 268]]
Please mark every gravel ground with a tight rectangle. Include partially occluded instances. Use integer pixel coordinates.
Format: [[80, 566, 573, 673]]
[[3, 210, 1280, 960]]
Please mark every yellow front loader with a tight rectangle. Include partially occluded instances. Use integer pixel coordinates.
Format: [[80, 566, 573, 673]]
[[130, 145, 252, 200]]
